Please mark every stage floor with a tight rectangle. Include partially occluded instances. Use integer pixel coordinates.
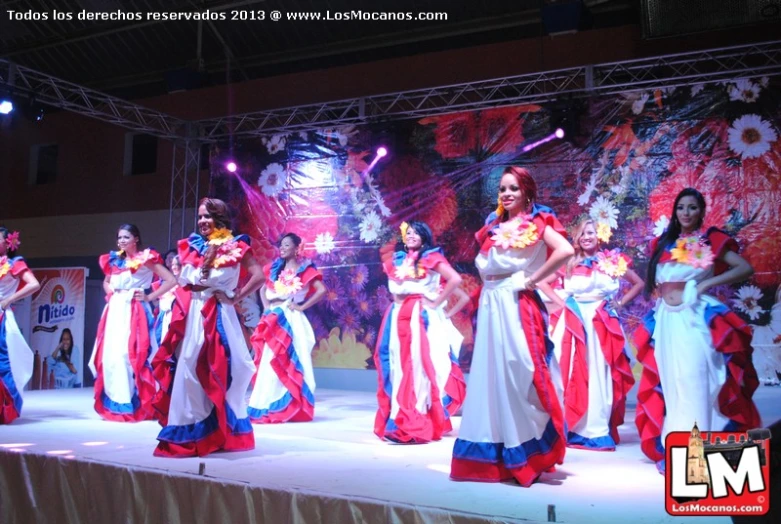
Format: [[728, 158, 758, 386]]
[[3, 386, 781, 523]]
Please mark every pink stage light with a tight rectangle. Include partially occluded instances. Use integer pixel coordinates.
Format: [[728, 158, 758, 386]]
[[226, 161, 238, 173], [376, 146, 388, 158], [555, 128, 565, 139]]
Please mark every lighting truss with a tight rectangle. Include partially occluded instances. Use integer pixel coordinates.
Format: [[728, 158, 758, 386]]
[[198, 39, 781, 139], [0, 60, 187, 139], [168, 136, 202, 248]]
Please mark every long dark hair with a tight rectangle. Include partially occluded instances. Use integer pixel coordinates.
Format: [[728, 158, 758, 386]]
[[0, 227, 19, 257], [117, 224, 143, 259], [397, 221, 437, 274], [57, 328, 74, 362], [645, 187, 707, 296], [280, 232, 302, 268]]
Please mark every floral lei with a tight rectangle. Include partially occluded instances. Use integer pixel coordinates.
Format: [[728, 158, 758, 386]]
[[669, 233, 715, 269], [0, 256, 11, 279], [272, 267, 304, 297], [490, 215, 540, 250], [116, 249, 152, 272], [594, 249, 629, 278], [207, 228, 244, 268], [394, 251, 427, 281]]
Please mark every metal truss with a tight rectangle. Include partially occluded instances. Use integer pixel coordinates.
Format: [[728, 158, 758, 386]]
[[168, 135, 203, 249], [0, 60, 186, 139], [198, 39, 781, 139]]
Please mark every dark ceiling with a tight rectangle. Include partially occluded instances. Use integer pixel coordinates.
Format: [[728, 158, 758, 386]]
[[1, 0, 640, 100]]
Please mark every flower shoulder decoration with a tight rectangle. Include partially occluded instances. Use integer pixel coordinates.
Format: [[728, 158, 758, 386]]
[[595, 249, 629, 278], [0, 256, 11, 279], [273, 268, 304, 297], [394, 254, 426, 281], [490, 216, 539, 250], [670, 234, 715, 269], [208, 228, 244, 268]]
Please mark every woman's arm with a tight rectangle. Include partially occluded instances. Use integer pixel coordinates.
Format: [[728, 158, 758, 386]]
[[102, 274, 113, 297], [697, 250, 754, 295], [135, 262, 176, 303], [259, 283, 270, 310], [216, 254, 266, 306], [425, 263, 463, 309], [616, 268, 644, 309], [537, 272, 567, 309], [526, 227, 575, 290], [289, 279, 327, 312], [0, 270, 41, 310], [444, 286, 470, 319]]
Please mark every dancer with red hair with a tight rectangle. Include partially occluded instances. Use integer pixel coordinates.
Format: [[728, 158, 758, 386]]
[[451, 166, 574, 486]]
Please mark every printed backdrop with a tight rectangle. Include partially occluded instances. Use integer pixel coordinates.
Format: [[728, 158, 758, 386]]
[[30, 267, 87, 387], [210, 77, 781, 372]]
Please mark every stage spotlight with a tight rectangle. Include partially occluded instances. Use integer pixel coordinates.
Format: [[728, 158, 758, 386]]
[[0, 99, 13, 115], [555, 128, 565, 139], [225, 161, 238, 173], [376, 146, 388, 158]]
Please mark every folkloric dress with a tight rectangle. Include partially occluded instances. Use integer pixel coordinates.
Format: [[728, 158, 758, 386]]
[[374, 247, 466, 443], [89, 249, 160, 422], [451, 205, 567, 486], [633, 228, 761, 471], [247, 258, 322, 423], [549, 250, 635, 450], [0, 256, 35, 424], [152, 233, 256, 457]]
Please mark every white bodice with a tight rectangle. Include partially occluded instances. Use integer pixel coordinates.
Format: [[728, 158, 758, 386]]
[[388, 271, 441, 299], [564, 271, 620, 302], [475, 241, 547, 279], [0, 270, 20, 299], [264, 280, 313, 303], [655, 262, 713, 285], [109, 265, 155, 291], [179, 264, 240, 295]]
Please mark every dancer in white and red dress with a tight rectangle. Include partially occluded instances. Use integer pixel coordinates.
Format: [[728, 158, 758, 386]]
[[152, 255, 181, 360], [541, 218, 642, 451], [248, 233, 326, 423], [0, 228, 40, 424], [451, 167, 574, 487], [374, 220, 469, 443], [634, 188, 761, 473], [89, 224, 176, 422], [152, 198, 264, 457]]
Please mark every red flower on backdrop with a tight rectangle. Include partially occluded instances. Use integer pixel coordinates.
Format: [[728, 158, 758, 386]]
[[447, 225, 480, 263], [602, 121, 640, 166], [738, 222, 781, 287], [378, 156, 436, 224], [283, 198, 339, 256], [379, 239, 396, 265], [738, 140, 781, 221], [669, 119, 731, 176], [419, 105, 540, 159], [344, 150, 371, 186], [423, 181, 458, 237]]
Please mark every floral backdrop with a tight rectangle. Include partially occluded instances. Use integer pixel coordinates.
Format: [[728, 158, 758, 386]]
[[210, 76, 781, 374]]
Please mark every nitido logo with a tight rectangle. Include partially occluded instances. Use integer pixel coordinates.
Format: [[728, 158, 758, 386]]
[[665, 423, 771, 516]]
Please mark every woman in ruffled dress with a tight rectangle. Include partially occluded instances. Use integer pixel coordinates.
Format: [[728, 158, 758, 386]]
[[152, 198, 264, 457], [541, 218, 642, 451], [450, 166, 574, 487], [634, 187, 761, 472], [374, 220, 469, 443], [248, 233, 326, 423], [89, 224, 176, 422], [0, 228, 41, 424]]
